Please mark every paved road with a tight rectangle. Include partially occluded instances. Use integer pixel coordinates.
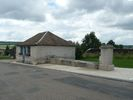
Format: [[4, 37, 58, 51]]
[[0, 62, 133, 100]]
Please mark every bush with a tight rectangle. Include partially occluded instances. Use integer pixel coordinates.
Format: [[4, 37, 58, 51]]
[[75, 43, 82, 59]]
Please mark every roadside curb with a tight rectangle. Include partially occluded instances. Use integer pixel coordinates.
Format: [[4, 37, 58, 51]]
[[1, 60, 133, 83], [77, 73, 133, 83]]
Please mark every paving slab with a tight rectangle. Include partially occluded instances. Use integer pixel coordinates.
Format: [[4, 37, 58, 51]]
[[37, 64, 133, 82]]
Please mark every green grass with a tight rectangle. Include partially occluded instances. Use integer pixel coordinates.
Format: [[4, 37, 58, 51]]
[[81, 56, 99, 62], [0, 45, 14, 49], [80, 55, 133, 68], [113, 58, 133, 68], [0, 56, 12, 60]]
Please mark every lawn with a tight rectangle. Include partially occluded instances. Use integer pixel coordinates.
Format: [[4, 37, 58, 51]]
[[80, 55, 133, 68], [113, 58, 133, 68], [0, 45, 15, 49], [0, 56, 12, 60]]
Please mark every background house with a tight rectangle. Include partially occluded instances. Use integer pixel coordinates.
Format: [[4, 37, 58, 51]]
[[16, 31, 75, 64]]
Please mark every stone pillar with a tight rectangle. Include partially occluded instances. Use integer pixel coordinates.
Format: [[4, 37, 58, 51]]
[[99, 45, 114, 71]]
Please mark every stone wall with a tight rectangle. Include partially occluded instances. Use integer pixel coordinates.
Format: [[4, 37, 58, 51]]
[[47, 58, 98, 69], [32, 46, 75, 60], [99, 45, 114, 71], [16, 46, 75, 64]]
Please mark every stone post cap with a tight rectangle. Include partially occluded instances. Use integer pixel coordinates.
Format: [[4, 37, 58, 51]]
[[100, 45, 114, 49]]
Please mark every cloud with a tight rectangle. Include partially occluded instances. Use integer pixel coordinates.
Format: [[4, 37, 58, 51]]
[[67, 0, 133, 14], [53, 0, 133, 19], [0, 0, 133, 45], [107, 0, 133, 14], [0, 0, 48, 21], [68, 0, 105, 12], [110, 14, 133, 30], [0, 18, 45, 41]]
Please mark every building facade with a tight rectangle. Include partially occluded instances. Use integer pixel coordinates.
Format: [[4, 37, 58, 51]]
[[16, 31, 75, 64]]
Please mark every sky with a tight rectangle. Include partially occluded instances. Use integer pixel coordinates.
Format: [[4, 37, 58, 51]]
[[0, 0, 133, 45]]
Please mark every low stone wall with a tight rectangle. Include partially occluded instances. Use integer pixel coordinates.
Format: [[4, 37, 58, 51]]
[[49, 58, 98, 69], [30, 57, 98, 69]]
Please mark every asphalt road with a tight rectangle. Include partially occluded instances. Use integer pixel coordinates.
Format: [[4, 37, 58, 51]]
[[0, 62, 133, 100]]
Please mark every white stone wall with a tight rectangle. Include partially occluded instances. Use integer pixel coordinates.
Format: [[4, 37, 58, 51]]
[[31, 46, 75, 59], [100, 48, 113, 65], [16, 46, 22, 61], [16, 46, 75, 64], [99, 45, 114, 71]]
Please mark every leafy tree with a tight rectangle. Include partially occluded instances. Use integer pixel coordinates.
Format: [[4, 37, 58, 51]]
[[107, 40, 124, 49], [81, 32, 101, 52], [75, 42, 82, 59], [107, 40, 116, 47], [101, 43, 106, 45], [4, 45, 10, 56], [118, 45, 123, 49], [10, 46, 16, 59], [115, 44, 123, 49]]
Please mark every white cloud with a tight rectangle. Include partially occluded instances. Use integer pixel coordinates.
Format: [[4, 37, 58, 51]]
[[0, 0, 48, 21], [0, 0, 133, 45], [55, 0, 68, 8]]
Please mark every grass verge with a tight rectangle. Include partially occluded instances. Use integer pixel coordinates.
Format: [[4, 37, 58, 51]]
[[0, 56, 12, 60], [80, 55, 133, 68]]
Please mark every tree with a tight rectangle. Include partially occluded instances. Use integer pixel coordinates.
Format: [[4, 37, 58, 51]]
[[75, 42, 82, 59], [107, 40, 115, 47], [116, 44, 123, 49], [81, 32, 101, 52], [107, 40, 124, 49], [4, 45, 10, 56], [10, 46, 16, 59]]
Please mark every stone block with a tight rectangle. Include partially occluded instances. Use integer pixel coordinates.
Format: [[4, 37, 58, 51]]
[[99, 45, 114, 71], [99, 64, 114, 71]]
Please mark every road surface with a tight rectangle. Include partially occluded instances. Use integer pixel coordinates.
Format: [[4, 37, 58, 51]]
[[0, 62, 133, 100]]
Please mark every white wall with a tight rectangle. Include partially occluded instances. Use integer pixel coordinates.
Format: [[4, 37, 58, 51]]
[[16, 46, 22, 61], [16, 46, 75, 64], [99, 45, 114, 71], [31, 46, 75, 59]]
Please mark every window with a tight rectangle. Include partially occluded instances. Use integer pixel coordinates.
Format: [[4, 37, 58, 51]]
[[26, 46, 30, 56], [19, 46, 23, 55], [19, 46, 30, 56]]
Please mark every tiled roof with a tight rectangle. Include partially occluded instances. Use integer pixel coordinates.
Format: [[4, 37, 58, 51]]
[[17, 31, 74, 46]]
